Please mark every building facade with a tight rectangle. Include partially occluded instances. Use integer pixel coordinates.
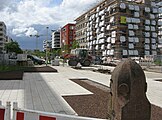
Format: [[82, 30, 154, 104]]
[[0, 22, 6, 53], [75, 0, 159, 59], [158, 1, 162, 53], [75, 14, 88, 49], [61, 23, 75, 52], [51, 31, 61, 49], [6, 36, 13, 43], [43, 40, 52, 51]]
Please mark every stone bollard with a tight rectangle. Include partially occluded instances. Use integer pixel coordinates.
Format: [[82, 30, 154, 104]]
[[108, 59, 151, 120]]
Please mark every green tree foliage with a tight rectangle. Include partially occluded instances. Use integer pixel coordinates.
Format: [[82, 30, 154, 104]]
[[154, 59, 162, 66], [4, 41, 23, 54], [61, 44, 69, 54], [51, 49, 61, 56], [32, 50, 46, 58], [71, 40, 79, 49]]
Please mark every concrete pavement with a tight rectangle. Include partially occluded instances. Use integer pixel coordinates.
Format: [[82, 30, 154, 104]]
[[0, 64, 161, 116], [52, 65, 162, 108]]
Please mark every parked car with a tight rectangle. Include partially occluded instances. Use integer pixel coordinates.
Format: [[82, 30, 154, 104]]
[[27, 55, 45, 65]]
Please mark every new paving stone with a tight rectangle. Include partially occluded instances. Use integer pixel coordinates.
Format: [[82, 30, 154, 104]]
[[0, 65, 161, 116]]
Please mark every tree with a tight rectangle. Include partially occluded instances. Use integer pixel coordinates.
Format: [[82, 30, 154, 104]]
[[51, 49, 61, 57], [4, 41, 23, 54], [32, 50, 46, 58], [71, 40, 79, 49]]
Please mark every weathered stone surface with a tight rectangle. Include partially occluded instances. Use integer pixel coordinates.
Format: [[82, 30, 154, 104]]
[[108, 59, 151, 120]]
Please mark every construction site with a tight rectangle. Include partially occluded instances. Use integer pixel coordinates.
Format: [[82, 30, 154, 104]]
[[75, 0, 160, 60]]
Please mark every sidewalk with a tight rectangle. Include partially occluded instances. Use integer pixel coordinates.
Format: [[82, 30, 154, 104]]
[[51, 65, 162, 108], [0, 65, 161, 116]]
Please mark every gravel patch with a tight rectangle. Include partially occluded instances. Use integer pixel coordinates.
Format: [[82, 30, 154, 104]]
[[0, 71, 23, 80], [0, 66, 57, 80], [155, 79, 162, 82], [24, 66, 58, 72], [64, 79, 110, 119], [63, 79, 162, 120]]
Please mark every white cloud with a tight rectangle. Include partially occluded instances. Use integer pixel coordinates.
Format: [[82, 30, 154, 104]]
[[12, 27, 27, 36], [12, 27, 37, 37], [25, 27, 38, 37], [0, 0, 101, 36]]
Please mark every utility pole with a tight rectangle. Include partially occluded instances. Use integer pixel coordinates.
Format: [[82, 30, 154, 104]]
[[46, 27, 49, 66], [35, 33, 39, 51], [30, 33, 40, 51]]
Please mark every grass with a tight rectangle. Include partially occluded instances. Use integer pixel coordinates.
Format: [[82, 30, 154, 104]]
[[0, 65, 28, 72], [154, 60, 162, 66]]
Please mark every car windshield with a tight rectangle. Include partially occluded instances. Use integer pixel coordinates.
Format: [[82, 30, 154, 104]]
[[32, 55, 41, 60]]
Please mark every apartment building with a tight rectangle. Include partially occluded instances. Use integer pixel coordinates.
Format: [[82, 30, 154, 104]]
[[43, 40, 52, 51], [61, 23, 75, 52], [0, 22, 6, 53], [6, 36, 13, 43], [75, 0, 159, 59], [75, 14, 88, 49], [158, 2, 162, 53], [51, 31, 61, 49]]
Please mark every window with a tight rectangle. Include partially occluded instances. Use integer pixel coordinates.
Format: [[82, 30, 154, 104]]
[[63, 28, 66, 31], [70, 26, 74, 30], [70, 31, 73, 35], [119, 8, 126, 13], [69, 36, 73, 40]]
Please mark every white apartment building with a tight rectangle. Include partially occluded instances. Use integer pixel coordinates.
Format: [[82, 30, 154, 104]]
[[75, 15, 88, 49], [51, 31, 61, 49], [43, 40, 52, 51], [76, 0, 159, 59], [0, 22, 6, 53], [158, 2, 162, 51], [6, 36, 13, 43]]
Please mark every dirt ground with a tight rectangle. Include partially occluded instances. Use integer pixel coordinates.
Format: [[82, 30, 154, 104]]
[[0, 71, 23, 80], [0, 66, 57, 80], [64, 79, 162, 120], [24, 66, 58, 72], [155, 80, 162, 82]]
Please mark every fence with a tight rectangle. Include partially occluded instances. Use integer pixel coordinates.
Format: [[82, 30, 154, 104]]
[[139, 55, 162, 67], [0, 54, 33, 66], [0, 54, 16, 65], [0, 101, 107, 120], [0, 101, 11, 120]]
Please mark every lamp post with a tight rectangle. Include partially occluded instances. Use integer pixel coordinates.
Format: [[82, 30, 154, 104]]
[[46, 27, 49, 66], [62, 39, 65, 67], [30, 33, 40, 51]]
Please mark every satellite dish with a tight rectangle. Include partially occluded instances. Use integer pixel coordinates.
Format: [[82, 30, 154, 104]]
[[120, 3, 126, 9]]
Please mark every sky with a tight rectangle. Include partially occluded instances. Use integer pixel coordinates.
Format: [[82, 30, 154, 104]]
[[0, 0, 102, 50]]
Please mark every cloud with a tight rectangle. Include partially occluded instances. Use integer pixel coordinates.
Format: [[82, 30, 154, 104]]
[[25, 27, 38, 36], [12, 27, 37, 37], [0, 0, 101, 37], [12, 27, 27, 36], [0, 0, 13, 10]]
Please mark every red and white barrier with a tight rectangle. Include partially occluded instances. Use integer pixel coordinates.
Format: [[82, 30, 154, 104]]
[[0, 101, 11, 120], [13, 102, 106, 120], [14, 112, 56, 120]]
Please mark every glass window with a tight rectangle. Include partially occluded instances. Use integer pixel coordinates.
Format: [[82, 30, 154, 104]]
[[70, 26, 74, 30]]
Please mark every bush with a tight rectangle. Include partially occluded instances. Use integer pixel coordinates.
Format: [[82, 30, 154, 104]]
[[154, 60, 162, 66], [0, 65, 25, 72]]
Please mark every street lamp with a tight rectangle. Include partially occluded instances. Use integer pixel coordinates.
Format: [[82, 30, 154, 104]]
[[45, 27, 49, 66], [30, 33, 40, 51]]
